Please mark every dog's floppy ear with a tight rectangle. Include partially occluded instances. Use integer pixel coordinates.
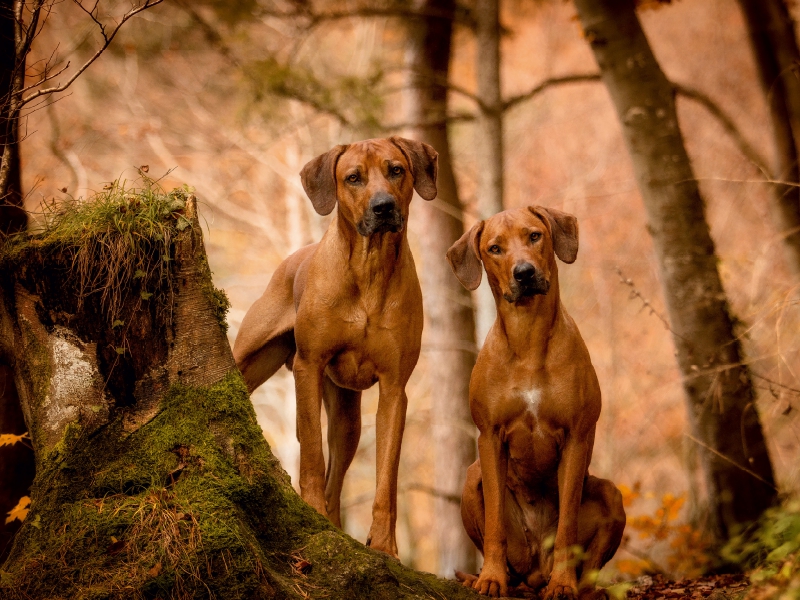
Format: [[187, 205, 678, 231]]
[[389, 136, 438, 200], [300, 144, 348, 215], [446, 221, 485, 291], [530, 206, 579, 264]]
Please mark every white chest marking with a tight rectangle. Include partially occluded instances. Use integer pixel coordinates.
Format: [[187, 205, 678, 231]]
[[521, 388, 543, 418]]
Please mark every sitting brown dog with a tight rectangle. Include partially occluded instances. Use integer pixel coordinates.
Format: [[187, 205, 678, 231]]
[[447, 207, 625, 598], [233, 137, 437, 558]]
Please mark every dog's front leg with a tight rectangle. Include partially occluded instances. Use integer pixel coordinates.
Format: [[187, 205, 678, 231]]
[[366, 380, 408, 558], [544, 433, 590, 600], [473, 429, 509, 598], [294, 355, 328, 518]]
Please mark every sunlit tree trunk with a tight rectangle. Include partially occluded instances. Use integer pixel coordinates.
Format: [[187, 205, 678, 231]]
[[404, 0, 478, 576], [574, 0, 776, 543], [737, 0, 800, 277], [474, 0, 503, 345]]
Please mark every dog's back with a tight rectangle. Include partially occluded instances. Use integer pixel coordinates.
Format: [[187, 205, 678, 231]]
[[233, 243, 316, 392]]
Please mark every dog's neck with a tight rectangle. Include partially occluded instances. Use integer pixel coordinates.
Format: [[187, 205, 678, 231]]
[[332, 213, 407, 283], [491, 264, 562, 356]]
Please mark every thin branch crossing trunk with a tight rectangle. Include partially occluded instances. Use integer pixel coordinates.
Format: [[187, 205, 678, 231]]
[[573, 0, 776, 543], [404, 0, 478, 576]]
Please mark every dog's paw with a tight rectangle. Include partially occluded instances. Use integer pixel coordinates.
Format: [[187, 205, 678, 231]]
[[469, 567, 508, 597], [543, 583, 578, 600], [455, 570, 481, 589]]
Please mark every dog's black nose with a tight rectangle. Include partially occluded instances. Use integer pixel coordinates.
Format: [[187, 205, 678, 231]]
[[513, 262, 536, 282], [370, 194, 396, 216]]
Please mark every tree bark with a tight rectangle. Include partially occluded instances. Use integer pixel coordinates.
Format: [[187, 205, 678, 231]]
[[573, 0, 777, 543], [404, 0, 478, 576], [474, 0, 503, 345], [737, 0, 800, 277], [0, 194, 479, 599], [0, 0, 26, 235]]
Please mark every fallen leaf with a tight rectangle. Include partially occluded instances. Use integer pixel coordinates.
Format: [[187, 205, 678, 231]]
[[147, 561, 162, 578], [5, 496, 31, 524], [107, 538, 126, 555], [291, 554, 312, 575], [0, 432, 29, 447]]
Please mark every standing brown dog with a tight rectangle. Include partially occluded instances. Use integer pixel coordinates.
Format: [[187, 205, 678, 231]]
[[233, 137, 437, 558], [447, 207, 625, 598]]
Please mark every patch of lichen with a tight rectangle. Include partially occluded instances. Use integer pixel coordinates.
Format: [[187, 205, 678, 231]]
[[197, 255, 231, 333]]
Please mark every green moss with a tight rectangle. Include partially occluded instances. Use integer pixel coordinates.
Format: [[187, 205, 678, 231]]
[[1, 368, 479, 600], [197, 255, 231, 333]]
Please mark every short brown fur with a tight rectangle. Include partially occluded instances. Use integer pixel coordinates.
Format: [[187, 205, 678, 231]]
[[233, 137, 438, 558], [447, 207, 625, 598]]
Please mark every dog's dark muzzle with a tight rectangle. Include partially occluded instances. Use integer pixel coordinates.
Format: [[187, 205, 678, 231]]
[[356, 193, 405, 236], [504, 262, 550, 302]]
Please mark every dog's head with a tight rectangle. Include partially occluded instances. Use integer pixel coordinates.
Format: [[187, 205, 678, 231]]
[[299, 137, 438, 236], [446, 206, 578, 303]]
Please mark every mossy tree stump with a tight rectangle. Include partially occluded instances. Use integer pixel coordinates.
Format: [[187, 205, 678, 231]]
[[0, 184, 478, 599]]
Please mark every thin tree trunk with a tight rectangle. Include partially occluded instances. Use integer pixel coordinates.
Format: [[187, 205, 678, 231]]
[[0, 0, 34, 564], [0, 0, 26, 235], [0, 194, 479, 599], [0, 362, 34, 562], [574, 0, 777, 543], [404, 0, 478, 576], [737, 0, 800, 276], [474, 0, 503, 345]]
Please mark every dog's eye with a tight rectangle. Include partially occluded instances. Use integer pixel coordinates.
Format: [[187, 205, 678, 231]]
[[530, 232, 541, 243], [346, 173, 360, 183], [488, 245, 501, 254], [390, 165, 404, 176]]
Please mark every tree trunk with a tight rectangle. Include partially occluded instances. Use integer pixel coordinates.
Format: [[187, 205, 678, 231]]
[[0, 0, 34, 566], [404, 0, 478, 576], [737, 0, 800, 277], [474, 0, 503, 345], [0, 192, 479, 599], [0, 0, 26, 235], [0, 362, 34, 562], [573, 0, 777, 544]]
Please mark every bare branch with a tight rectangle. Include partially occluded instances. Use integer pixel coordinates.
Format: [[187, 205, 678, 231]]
[[495, 74, 769, 175], [674, 82, 770, 173], [18, 0, 166, 107], [17, 60, 70, 95], [175, 0, 353, 127], [503, 73, 602, 111]]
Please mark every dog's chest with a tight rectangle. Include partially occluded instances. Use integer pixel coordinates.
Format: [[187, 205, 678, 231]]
[[506, 387, 562, 480]]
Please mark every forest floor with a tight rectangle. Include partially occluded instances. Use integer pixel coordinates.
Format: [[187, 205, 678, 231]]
[[498, 573, 751, 599], [624, 573, 750, 600]]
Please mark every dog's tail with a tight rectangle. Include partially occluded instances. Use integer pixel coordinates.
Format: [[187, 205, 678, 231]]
[[232, 244, 316, 393]]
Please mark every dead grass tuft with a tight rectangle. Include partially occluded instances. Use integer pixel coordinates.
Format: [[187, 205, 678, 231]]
[[3, 172, 195, 325]]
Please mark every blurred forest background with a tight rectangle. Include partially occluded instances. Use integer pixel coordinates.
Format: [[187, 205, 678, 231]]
[[3, 0, 800, 586]]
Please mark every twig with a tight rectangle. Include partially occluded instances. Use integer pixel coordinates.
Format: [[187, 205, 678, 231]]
[[406, 483, 461, 504], [674, 82, 770, 173], [684, 433, 778, 490], [503, 73, 602, 111], [18, 0, 166, 107]]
